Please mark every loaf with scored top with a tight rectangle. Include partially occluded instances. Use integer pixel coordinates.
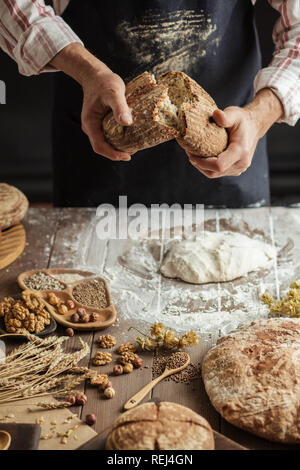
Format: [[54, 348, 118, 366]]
[[106, 401, 214, 450]]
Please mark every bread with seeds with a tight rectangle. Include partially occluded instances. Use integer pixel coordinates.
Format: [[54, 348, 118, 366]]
[[102, 71, 228, 157], [202, 318, 300, 443]]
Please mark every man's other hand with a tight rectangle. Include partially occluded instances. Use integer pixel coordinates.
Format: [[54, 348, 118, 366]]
[[187, 88, 283, 178]]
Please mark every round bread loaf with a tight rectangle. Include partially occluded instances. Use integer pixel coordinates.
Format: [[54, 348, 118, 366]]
[[103, 71, 228, 157], [0, 183, 28, 230], [202, 318, 300, 443], [106, 401, 214, 450]]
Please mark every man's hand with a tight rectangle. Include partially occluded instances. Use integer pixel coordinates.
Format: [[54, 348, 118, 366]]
[[187, 88, 283, 178], [81, 71, 133, 161], [51, 43, 133, 161]]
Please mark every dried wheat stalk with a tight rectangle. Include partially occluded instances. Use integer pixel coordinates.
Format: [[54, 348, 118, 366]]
[[0, 335, 92, 406]]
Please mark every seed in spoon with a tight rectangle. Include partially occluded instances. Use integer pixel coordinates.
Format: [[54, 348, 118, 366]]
[[166, 351, 189, 370]]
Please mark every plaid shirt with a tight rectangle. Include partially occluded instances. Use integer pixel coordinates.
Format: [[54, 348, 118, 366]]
[[0, 0, 299, 124]]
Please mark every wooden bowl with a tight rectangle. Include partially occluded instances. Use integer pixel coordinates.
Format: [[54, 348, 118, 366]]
[[17, 269, 117, 331]]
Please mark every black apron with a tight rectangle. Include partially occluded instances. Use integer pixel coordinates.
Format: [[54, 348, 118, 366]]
[[52, 0, 270, 207]]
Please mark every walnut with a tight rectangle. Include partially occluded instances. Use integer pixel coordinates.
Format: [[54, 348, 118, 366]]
[[118, 351, 138, 365], [0, 290, 51, 334], [97, 334, 116, 349], [0, 297, 15, 317], [92, 351, 112, 366], [116, 342, 136, 354], [90, 373, 109, 386]]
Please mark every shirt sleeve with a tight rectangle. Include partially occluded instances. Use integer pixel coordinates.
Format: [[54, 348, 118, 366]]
[[0, 0, 83, 76], [254, 0, 300, 126]]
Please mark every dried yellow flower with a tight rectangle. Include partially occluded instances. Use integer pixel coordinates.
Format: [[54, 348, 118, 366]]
[[129, 323, 199, 352], [178, 330, 199, 349], [261, 281, 300, 318], [136, 336, 159, 351], [163, 329, 179, 349], [150, 322, 165, 340]]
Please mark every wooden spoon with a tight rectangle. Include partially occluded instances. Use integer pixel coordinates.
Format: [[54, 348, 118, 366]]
[[0, 430, 11, 450], [123, 353, 191, 411]]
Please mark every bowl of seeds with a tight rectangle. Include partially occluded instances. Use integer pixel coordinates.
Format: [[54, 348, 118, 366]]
[[17, 269, 117, 331]]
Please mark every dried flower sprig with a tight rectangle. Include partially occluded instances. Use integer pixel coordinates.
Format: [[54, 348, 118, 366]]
[[129, 322, 199, 351], [261, 280, 300, 318]]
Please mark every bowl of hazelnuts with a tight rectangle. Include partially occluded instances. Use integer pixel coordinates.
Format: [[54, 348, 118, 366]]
[[18, 271, 117, 331]]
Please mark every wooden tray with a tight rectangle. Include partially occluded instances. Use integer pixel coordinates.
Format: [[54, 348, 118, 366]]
[[0, 224, 26, 270], [78, 429, 246, 451], [78, 397, 246, 451], [17, 269, 117, 331]]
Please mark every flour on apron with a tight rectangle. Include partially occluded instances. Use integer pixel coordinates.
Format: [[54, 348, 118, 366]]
[[117, 9, 218, 76]]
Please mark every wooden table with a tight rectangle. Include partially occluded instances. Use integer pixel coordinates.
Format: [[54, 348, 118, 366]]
[[1, 207, 300, 451]]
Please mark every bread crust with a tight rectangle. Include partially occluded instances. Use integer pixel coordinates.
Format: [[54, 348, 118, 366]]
[[106, 401, 214, 450], [0, 183, 29, 230], [103, 71, 228, 157], [102, 72, 179, 153], [202, 318, 300, 443], [158, 71, 228, 157]]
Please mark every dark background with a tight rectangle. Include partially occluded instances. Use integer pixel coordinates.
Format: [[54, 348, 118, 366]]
[[0, 1, 299, 205]]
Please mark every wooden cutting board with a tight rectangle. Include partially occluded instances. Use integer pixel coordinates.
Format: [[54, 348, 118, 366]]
[[0, 224, 26, 270], [78, 429, 247, 450]]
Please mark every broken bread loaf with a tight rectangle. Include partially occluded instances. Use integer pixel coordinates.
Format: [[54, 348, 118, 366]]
[[102, 72, 179, 154], [158, 71, 228, 157], [102, 71, 228, 157]]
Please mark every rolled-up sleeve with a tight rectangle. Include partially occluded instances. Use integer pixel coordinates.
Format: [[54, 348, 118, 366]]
[[254, 0, 300, 126], [0, 0, 83, 76]]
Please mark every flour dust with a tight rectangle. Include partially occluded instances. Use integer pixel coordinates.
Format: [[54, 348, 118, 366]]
[[116, 9, 218, 77]]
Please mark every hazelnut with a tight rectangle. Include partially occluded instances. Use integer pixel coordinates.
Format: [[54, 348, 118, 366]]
[[104, 387, 115, 399], [132, 357, 143, 369], [66, 300, 75, 310], [66, 395, 76, 406], [123, 363, 133, 374], [80, 312, 90, 323], [48, 293, 59, 306], [113, 365, 123, 376], [85, 414, 97, 426], [66, 328, 74, 337], [90, 312, 100, 322], [77, 308, 87, 316], [58, 304, 68, 315], [100, 380, 112, 391], [71, 313, 80, 323], [75, 393, 87, 406]]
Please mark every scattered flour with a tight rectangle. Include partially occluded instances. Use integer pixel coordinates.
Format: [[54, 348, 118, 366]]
[[77, 210, 299, 336]]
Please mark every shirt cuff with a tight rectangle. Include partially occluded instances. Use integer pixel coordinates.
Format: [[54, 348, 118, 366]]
[[254, 67, 300, 126], [14, 16, 83, 76]]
